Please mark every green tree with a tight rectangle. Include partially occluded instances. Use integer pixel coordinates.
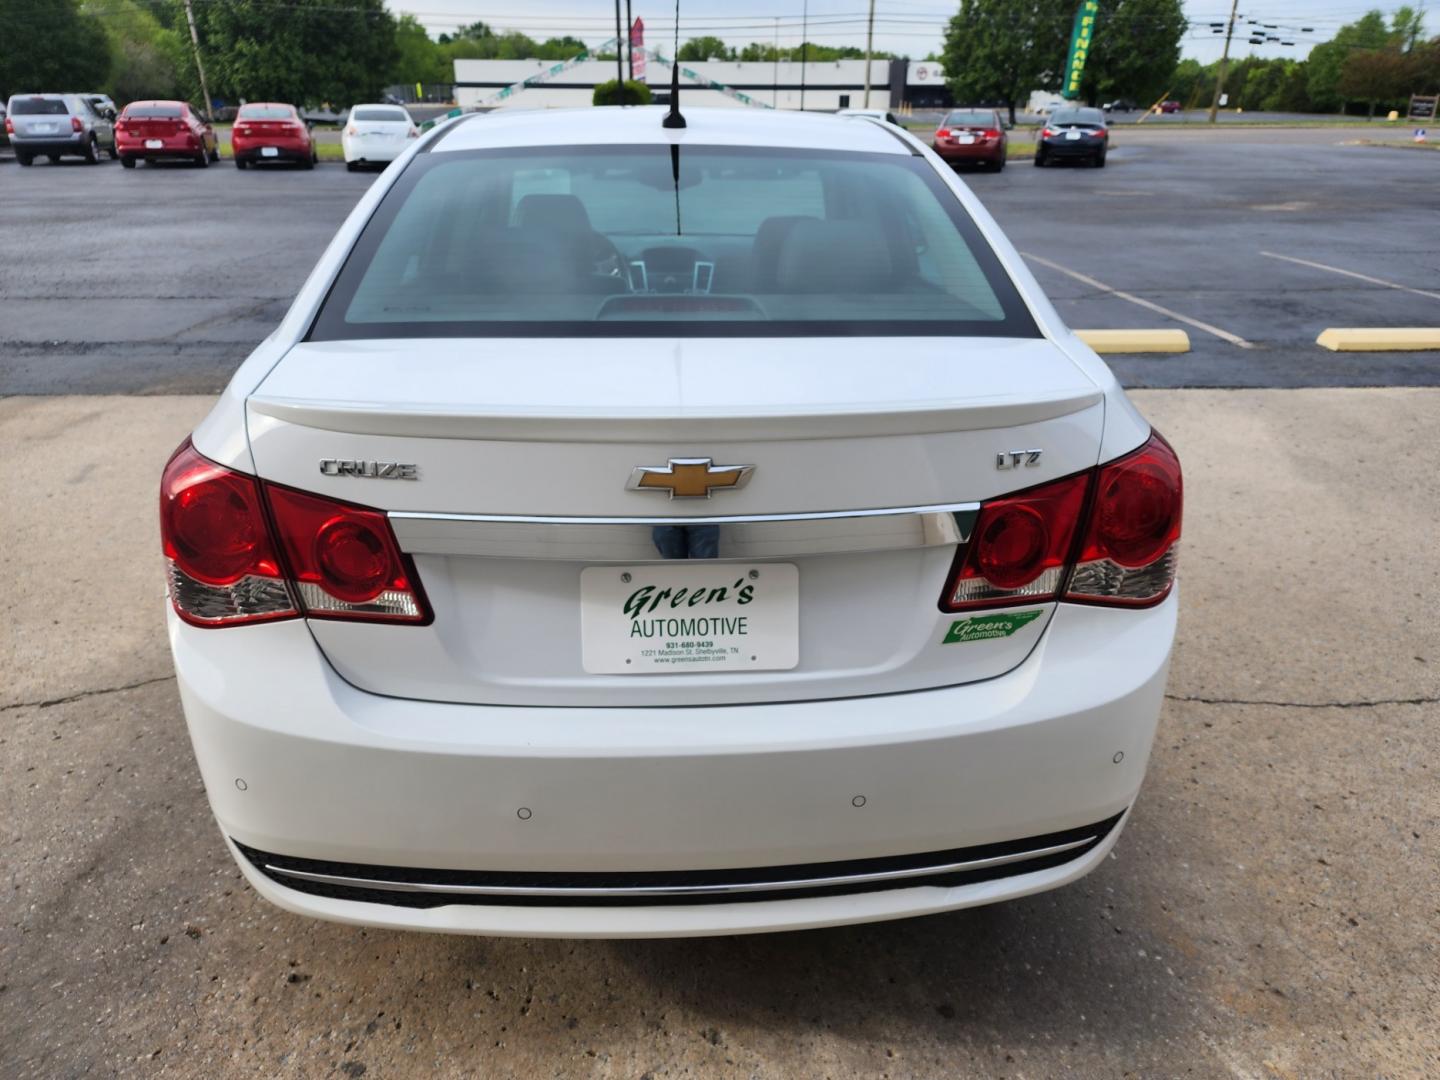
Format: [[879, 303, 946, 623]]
[[0, 0, 111, 91], [677, 36, 735, 62], [198, 0, 397, 105], [941, 0, 1071, 124], [1307, 10, 1391, 112], [1074, 0, 1186, 105], [1340, 47, 1411, 116], [593, 79, 652, 106], [90, 0, 188, 105], [1391, 6, 1427, 51], [391, 14, 448, 86]]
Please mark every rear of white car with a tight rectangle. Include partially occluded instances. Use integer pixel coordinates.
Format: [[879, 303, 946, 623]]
[[342, 104, 417, 169], [164, 108, 1180, 937]]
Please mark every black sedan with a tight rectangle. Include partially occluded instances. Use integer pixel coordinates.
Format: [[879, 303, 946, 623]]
[[1035, 106, 1109, 168]]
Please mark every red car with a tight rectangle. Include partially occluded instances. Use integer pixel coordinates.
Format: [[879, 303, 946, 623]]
[[931, 108, 1008, 171], [1159, 100, 1183, 114], [116, 100, 218, 168], [231, 102, 317, 170]]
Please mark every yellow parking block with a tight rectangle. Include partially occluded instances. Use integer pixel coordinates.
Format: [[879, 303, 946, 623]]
[[1074, 329, 1191, 354], [1316, 328, 1440, 352]]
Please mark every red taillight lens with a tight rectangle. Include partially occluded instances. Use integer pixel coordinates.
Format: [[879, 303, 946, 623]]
[[5, 117, 13, 135], [71, 116, 83, 132], [982, 128, 1001, 139], [1066, 432, 1182, 607], [935, 128, 950, 138], [941, 473, 1090, 612], [939, 431, 1183, 614], [160, 441, 296, 626], [161, 439, 430, 627], [1042, 127, 1056, 138], [266, 486, 429, 622]]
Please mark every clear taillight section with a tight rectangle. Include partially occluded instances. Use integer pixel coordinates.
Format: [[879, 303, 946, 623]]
[[160, 440, 429, 628], [161, 441, 297, 626], [940, 431, 1182, 613], [1065, 433, 1182, 607]]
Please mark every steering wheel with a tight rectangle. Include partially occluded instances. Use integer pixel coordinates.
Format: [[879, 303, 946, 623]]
[[590, 233, 633, 290]]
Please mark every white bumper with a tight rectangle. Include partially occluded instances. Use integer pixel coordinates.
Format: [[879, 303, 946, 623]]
[[171, 594, 1175, 937], [342, 131, 408, 162]]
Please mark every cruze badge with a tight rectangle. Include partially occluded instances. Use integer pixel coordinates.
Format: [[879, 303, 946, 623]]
[[319, 458, 418, 480], [627, 458, 753, 499]]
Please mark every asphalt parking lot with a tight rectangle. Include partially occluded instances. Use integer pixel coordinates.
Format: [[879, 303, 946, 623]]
[[1, 125, 1437, 394], [3, 124, 1439, 1077]]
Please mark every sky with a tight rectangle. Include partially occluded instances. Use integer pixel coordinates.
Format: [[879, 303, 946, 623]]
[[392, 2, 1421, 65]]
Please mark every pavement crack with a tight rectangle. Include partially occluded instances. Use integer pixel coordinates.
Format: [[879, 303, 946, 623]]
[[1166, 692, 1438, 709], [0, 675, 176, 713]]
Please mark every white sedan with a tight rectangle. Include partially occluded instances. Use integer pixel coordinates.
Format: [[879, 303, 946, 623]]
[[340, 103, 417, 169], [162, 106, 1181, 938]]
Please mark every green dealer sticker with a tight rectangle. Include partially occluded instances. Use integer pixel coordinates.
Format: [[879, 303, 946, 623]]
[[942, 609, 1044, 644]]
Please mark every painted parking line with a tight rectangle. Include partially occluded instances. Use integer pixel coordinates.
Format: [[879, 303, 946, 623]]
[[1260, 251, 1440, 302], [1020, 252, 1254, 348]]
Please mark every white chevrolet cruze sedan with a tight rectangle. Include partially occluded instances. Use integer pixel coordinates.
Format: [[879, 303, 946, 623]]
[[341, 103, 418, 170], [162, 107, 1181, 938]]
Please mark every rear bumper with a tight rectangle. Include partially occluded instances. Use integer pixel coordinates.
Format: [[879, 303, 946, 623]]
[[11, 135, 86, 155], [342, 135, 407, 162], [118, 136, 201, 158], [933, 141, 1004, 163], [1040, 139, 1105, 157], [171, 593, 1176, 937], [232, 141, 311, 163]]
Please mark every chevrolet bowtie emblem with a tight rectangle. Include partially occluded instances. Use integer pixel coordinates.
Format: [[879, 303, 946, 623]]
[[627, 458, 754, 499]]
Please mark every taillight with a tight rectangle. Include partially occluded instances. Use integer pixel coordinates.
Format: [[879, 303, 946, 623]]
[[4, 117, 13, 135], [1042, 127, 1056, 138], [407, 126, 419, 138], [982, 128, 1001, 139], [1065, 433, 1182, 607], [266, 486, 429, 622], [345, 124, 356, 135], [71, 116, 83, 132], [161, 441, 297, 626], [161, 439, 430, 627], [236, 125, 251, 136], [935, 128, 950, 138], [939, 431, 1182, 613], [941, 473, 1090, 611]]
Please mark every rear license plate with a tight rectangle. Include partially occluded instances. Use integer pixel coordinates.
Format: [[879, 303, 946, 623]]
[[958, 134, 976, 145], [145, 139, 163, 149], [35, 123, 56, 133], [580, 563, 799, 674], [1065, 130, 1082, 140], [261, 146, 279, 157]]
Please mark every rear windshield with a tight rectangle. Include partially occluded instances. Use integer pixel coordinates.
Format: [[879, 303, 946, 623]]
[[11, 98, 69, 115], [944, 111, 995, 126], [309, 145, 1037, 340], [353, 107, 409, 122], [125, 104, 184, 119], [238, 105, 294, 120], [1051, 108, 1105, 126]]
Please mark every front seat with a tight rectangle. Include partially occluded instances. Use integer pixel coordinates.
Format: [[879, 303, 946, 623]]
[[773, 218, 894, 294]]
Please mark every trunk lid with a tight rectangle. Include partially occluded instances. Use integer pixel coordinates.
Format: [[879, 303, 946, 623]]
[[247, 336, 1103, 707]]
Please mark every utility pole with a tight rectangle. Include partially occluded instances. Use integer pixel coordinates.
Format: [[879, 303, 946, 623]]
[[182, 0, 214, 122], [800, 0, 809, 111], [1207, 0, 1239, 123], [614, 0, 625, 98], [626, 0, 634, 82], [863, 0, 875, 108], [773, 17, 780, 107]]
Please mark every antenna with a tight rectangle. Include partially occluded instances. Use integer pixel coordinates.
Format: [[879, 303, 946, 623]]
[[663, 0, 686, 128]]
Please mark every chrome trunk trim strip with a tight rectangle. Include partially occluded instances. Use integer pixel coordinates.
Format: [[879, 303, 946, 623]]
[[389, 503, 980, 561]]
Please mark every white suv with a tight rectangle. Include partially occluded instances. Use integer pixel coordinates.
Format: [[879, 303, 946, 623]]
[[161, 107, 1181, 938]]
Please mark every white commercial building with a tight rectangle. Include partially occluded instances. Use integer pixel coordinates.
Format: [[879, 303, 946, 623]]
[[454, 57, 940, 111]]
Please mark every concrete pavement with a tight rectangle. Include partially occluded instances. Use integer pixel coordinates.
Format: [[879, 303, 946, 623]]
[[2, 389, 1436, 1077]]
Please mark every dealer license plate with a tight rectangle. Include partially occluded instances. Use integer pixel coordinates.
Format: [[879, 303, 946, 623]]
[[580, 563, 799, 674], [261, 146, 279, 157], [145, 139, 163, 149]]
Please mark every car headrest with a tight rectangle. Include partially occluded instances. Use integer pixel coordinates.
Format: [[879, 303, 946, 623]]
[[774, 218, 894, 294], [515, 193, 593, 234], [752, 215, 818, 290]]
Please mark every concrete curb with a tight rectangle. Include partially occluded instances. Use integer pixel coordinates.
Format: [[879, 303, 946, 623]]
[[1317, 328, 1440, 352], [1074, 329, 1191, 354]]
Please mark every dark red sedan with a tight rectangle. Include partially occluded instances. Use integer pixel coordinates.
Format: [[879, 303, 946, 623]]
[[231, 103, 317, 170], [931, 108, 1008, 171], [116, 101, 219, 168]]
